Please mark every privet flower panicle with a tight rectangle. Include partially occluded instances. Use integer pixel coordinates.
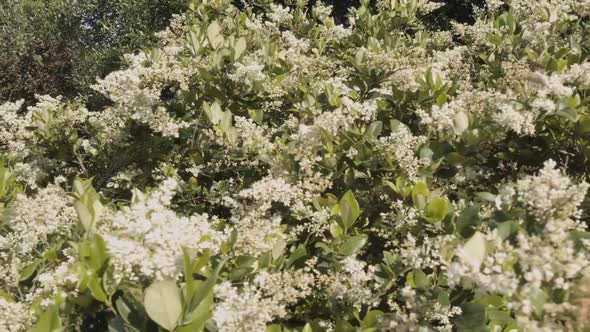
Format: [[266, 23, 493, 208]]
[[103, 178, 223, 281]]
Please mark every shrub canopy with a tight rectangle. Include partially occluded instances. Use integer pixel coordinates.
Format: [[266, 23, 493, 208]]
[[1, 0, 590, 331], [0, 0, 187, 106]]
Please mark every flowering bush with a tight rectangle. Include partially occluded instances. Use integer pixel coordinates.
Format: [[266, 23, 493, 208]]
[[1, 0, 590, 331]]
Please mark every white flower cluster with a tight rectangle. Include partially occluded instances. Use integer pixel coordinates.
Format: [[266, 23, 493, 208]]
[[0, 183, 76, 288], [0, 298, 33, 332], [213, 269, 313, 332], [0, 100, 30, 159], [319, 257, 378, 309], [385, 286, 462, 331], [513, 159, 589, 223], [103, 178, 223, 281], [447, 161, 590, 329], [378, 125, 428, 181], [446, 231, 520, 296]]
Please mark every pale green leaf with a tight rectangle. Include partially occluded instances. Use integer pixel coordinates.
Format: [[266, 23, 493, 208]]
[[30, 305, 62, 332], [234, 37, 247, 60], [144, 280, 182, 331], [462, 232, 486, 269], [453, 111, 469, 135]]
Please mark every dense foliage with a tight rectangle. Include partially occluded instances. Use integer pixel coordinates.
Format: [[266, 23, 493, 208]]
[[1, 0, 590, 331], [0, 0, 481, 107]]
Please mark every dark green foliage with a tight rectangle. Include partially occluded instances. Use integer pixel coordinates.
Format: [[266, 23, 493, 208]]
[[0, 0, 188, 107]]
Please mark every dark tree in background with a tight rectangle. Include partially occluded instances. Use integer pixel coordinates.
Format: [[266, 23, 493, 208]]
[[0, 0, 188, 107]]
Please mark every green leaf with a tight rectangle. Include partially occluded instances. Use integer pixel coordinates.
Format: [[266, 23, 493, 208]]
[[456, 205, 481, 238], [390, 119, 403, 132], [285, 245, 307, 268], [80, 235, 108, 272], [182, 249, 196, 296], [19, 259, 42, 282], [435, 288, 450, 305], [487, 308, 513, 325], [187, 30, 202, 55], [248, 109, 264, 124], [455, 303, 486, 331], [30, 305, 62, 332], [43, 248, 58, 262], [426, 197, 449, 222], [329, 221, 344, 239], [453, 111, 469, 135], [339, 191, 360, 230], [362, 310, 384, 328], [494, 215, 517, 235], [462, 232, 486, 269], [185, 261, 222, 322], [446, 152, 465, 166], [411, 182, 429, 209], [107, 318, 127, 332], [302, 323, 313, 332], [115, 295, 146, 330], [206, 101, 223, 125], [365, 121, 383, 139], [419, 146, 433, 161], [474, 295, 504, 307], [0, 289, 14, 302], [476, 192, 497, 202], [87, 273, 107, 302], [220, 110, 233, 133], [339, 234, 368, 256], [334, 320, 355, 332], [74, 200, 93, 232], [144, 280, 183, 331], [179, 286, 213, 332], [339, 202, 354, 231], [436, 92, 448, 106], [271, 240, 286, 260], [234, 36, 247, 60], [72, 177, 102, 234], [265, 325, 282, 332], [207, 21, 222, 48], [405, 269, 428, 289], [529, 288, 548, 317]]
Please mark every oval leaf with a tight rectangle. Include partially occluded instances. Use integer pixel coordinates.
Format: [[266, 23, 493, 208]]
[[145, 280, 183, 331], [411, 182, 430, 209], [426, 197, 449, 222], [453, 111, 469, 135], [461, 232, 486, 269], [339, 234, 368, 256]]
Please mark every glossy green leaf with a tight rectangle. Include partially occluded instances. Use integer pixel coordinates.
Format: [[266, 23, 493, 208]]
[[339, 234, 368, 256], [426, 197, 449, 222]]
